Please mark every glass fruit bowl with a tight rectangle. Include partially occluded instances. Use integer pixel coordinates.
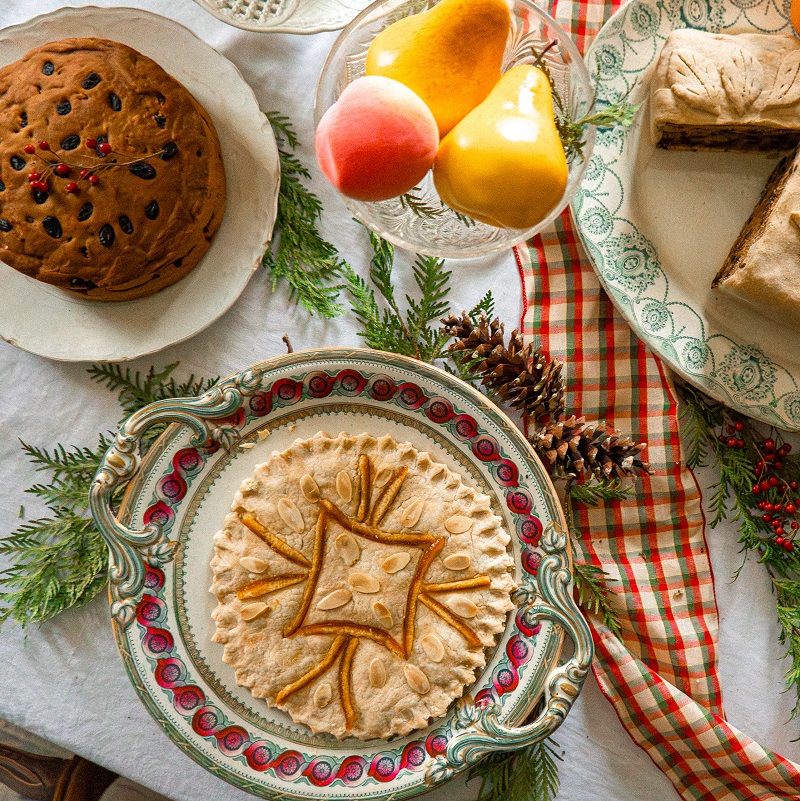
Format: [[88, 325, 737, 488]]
[[315, 0, 595, 259]]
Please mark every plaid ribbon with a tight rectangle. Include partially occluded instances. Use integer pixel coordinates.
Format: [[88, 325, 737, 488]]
[[519, 2, 800, 788]]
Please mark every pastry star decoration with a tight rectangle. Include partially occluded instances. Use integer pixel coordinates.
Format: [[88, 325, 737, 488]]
[[234, 454, 490, 729]]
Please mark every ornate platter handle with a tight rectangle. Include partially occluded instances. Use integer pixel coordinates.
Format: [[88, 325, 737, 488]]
[[89, 382, 245, 629], [427, 522, 594, 785]]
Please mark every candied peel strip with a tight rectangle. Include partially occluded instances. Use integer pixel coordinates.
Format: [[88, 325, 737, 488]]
[[236, 573, 307, 600], [403, 537, 446, 658], [418, 591, 482, 648], [356, 454, 371, 522], [370, 466, 409, 526], [319, 499, 435, 546], [298, 621, 405, 658], [275, 634, 347, 705], [422, 576, 492, 593], [339, 636, 359, 730], [239, 512, 311, 569], [283, 510, 327, 637]]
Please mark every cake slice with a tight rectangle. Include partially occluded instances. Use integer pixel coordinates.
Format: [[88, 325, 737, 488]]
[[651, 29, 800, 152], [714, 148, 800, 326]]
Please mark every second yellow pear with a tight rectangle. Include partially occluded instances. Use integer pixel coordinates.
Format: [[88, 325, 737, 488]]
[[433, 64, 568, 230], [365, 0, 511, 137]]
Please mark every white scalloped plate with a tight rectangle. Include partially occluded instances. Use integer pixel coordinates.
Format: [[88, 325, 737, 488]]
[[574, 0, 800, 429], [0, 7, 279, 363], [191, 0, 373, 34]]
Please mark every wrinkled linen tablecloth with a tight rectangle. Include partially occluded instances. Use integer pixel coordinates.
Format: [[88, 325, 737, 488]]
[[0, 0, 798, 799]]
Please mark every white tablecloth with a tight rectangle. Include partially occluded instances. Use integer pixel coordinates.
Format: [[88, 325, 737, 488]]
[[0, 1, 797, 798]]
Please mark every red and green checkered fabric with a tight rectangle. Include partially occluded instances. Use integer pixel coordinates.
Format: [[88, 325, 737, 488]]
[[519, 2, 800, 792]]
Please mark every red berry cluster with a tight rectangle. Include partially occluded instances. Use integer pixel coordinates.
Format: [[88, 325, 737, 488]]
[[751, 437, 797, 551], [718, 420, 746, 448], [21, 136, 113, 198]]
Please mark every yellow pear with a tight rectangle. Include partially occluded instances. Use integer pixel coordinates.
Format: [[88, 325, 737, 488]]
[[433, 64, 568, 230], [365, 0, 511, 137]]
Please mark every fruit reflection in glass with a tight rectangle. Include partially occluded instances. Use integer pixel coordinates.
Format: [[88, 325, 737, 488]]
[[315, 0, 595, 258]]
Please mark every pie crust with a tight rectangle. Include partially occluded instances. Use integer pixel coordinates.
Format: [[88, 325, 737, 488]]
[[650, 30, 800, 151], [714, 149, 800, 327], [210, 432, 516, 740]]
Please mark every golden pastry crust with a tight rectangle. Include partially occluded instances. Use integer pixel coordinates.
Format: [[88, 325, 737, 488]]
[[210, 432, 516, 740], [0, 37, 226, 300], [650, 30, 800, 151]]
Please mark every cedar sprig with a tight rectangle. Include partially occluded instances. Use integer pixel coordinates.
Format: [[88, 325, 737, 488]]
[[572, 559, 623, 638], [677, 380, 800, 716], [468, 738, 562, 801], [264, 112, 348, 318], [344, 231, 452, 362], [0, 363, 216, 630]]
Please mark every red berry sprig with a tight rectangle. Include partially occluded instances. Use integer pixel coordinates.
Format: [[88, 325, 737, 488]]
[[749, 437, 798, 551], [15, 135, 171, 199]]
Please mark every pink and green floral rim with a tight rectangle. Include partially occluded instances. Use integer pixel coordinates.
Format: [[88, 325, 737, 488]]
[[89, 349, 593, 800]]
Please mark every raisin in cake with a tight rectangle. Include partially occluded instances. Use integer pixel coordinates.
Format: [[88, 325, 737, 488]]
[[713, 148, 800, 326], [210, 432, 516, 740], [651, 30, 800, 152], [0, 38, 226, 301]]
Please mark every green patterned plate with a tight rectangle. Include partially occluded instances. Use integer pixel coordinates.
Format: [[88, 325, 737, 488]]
[[89, 350, 592, 800], [575, 0, 800, 429]]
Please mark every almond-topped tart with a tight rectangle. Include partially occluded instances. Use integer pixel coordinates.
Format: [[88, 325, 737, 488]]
[[210, 431, 516, 740]]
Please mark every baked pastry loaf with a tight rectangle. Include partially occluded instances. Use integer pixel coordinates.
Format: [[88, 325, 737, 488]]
[[651, 30, 800, 152], [210, 432, 516, 740], [714, 148, 800, 326], [0, 38, 226, 301]]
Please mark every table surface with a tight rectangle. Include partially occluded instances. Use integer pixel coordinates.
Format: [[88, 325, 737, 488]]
[[0, 1, 797, 799]]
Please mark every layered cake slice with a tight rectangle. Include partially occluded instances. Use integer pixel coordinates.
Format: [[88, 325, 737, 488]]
[[651, 29, 800, 152], [713, 148, 800, 326]]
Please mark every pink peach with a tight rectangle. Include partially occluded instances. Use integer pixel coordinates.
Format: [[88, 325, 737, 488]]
[[315, 75, 439, 202]]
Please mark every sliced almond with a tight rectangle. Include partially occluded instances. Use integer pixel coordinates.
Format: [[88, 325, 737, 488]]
[[316, 588, 352, 610], [313, 682, 332, 709], [373, 463, 394, 488], [447, 595, 478, 618], [348, 572, 380, 594], [444, 515, 472, 534], [299, 474, 321, 502], [239, 556, 269, 574], [335, 533, 360, 567], [382, 552, 411, 574], [239, 442, 255, 450], [401, 499, 425, 528], [420, 633, 445, 662], [256, 428, 271, 442], [240, 602, 270, 621], [278, 498, 305, 533], [443, 553, 472, 571], [404, 664, 430, 695], [336, 470, 353, 502], [369, 657, 387, 688], [372, 601, 393, 629]]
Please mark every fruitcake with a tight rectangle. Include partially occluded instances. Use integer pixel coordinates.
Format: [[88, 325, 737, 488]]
[[0, 37, 226, 301], [651, 30, 800, 152], [210, 432, 516, 740], [714, 147, 800, 326]]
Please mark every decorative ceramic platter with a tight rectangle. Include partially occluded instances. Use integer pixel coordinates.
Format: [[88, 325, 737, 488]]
[[192, 0, 373, 34], [0, 7, 279, 363], [574, 0, 800, 429], [90, 350, 592, 800]]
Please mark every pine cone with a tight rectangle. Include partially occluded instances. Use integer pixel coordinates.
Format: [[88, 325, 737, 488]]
[[531, 415, 649, 480], [442, 313, 565, 423]]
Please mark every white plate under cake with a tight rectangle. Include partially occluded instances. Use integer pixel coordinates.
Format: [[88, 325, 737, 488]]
[[209, 431, 516, 740]]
